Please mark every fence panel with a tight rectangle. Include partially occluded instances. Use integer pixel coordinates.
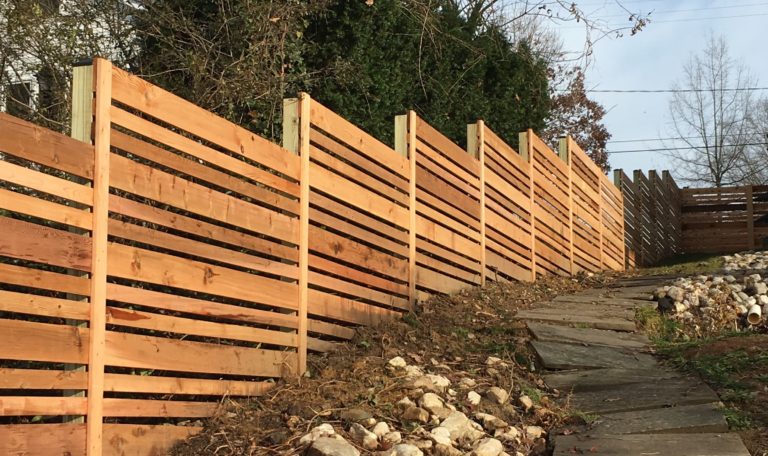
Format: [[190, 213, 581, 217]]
[[0, 112, 93, 454], [681, 185, 768, 253], [529, 133, 572, 276], [476, 123, 534, 282], [293, 96, 408, 349], [101, 63, 301, 451], [567, 139, 603, 272], [411, 114, 483, 296]]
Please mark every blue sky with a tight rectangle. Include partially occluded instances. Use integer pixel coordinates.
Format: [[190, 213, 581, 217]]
[[552, 0, 768, 182]]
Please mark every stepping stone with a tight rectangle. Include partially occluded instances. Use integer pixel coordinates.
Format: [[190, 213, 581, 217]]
[[589, 402, 728, 435], [544, 368, 683, 392], [571, 378, 720, 414], [553, 433, 750, 456], [531, 340, 657, 370], [515, 310, 637, 332], [528, 305, 636, 320], [552, 295, 651, 308], [527, 322, 649, 349]]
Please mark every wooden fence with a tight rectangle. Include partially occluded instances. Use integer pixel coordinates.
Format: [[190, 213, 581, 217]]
[[0, 58, 624, 455], [681, 185, 768, 253], [613, 169, 682, 267]]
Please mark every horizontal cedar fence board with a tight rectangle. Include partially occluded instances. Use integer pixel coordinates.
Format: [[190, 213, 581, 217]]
[[104, 330, 294, 377], [0, 423, 86, 456], [0, 112, 94, 178], [103, 424, 202, 456]]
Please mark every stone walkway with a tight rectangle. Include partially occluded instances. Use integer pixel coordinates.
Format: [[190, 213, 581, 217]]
[[516, 275, 751, 456]]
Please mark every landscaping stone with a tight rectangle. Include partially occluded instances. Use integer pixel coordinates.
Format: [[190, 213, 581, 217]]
[[306, 437, 360, 456]]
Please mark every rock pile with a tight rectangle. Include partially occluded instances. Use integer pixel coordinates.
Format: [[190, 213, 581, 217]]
[[723, 251, 768, 271], [299, 355, 551, 456], [655, 269, 768, 337]]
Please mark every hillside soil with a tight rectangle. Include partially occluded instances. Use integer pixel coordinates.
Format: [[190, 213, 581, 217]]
[[171, 272, 617, 456]]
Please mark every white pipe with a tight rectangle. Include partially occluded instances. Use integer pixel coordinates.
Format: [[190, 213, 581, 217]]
[[748, 304, 762, 325]]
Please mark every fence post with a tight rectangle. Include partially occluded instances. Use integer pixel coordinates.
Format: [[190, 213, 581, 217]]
[[282, 96, 308, 375], [467, 121, 486, 285], [86, 57, 111, 456], [747, 185, 755, 250], [519, 130, 536, 281], [64, 60, 94, 425], [558, 138, 575, 274], [297, 94, 310, 375], [395, 113, 417, 308]]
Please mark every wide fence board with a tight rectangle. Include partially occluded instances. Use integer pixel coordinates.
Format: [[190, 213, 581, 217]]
[[0, 59, 627, 455]]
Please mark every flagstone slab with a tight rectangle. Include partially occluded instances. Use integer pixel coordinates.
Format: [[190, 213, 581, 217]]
[[553, 433, 750, 456], [571, 378, 720, 414], [589, 402, 728, 435], [531, 340, 657, 370], [527, 322, 649, 349], [544, 368, 684, 392], [514, 310, 637, 331]]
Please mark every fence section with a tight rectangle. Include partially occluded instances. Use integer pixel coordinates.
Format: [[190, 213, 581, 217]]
[[567, 138, 603, 273], [525, 132, 573, 276], [473, 121, 534, 282], [0, 112, 94, 452], [681, 185, 768, 253], [0, 59, 627, 455], [613, 169, 682, 267]]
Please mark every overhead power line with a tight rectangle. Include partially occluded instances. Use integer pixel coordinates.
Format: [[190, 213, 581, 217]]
[[574, 86, 768, 94], [607, 142, 768, 154], [608, 134, 764, 144]]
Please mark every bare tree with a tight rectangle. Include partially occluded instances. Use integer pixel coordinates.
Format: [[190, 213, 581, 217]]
[[0, 0, 137, 132], [667, 35, 763, 187]]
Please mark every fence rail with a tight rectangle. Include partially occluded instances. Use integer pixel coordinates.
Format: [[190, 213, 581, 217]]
[[0, 58, 624, 455]]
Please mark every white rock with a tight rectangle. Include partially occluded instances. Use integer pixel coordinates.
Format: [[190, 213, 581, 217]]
[[307, 437, 360, 456], [496, 426, 520, 441], [467, 391, 482, 405], [430, 426, 453, 445], [486, 387, 509, 404], [524, 425, 545, 439], [300, 423, 337, 445], [383, 431, 402, 445], [426, 374, 451, 389], [472, 438, 503, 456], [389, 356, 407, 368], [518, 395, 534, 410], [419, 392, 445, 413], [459, 378, 477, 388], [486, 356, 503, 366], [373, 421, 390, 438], [391, 443, 424, 456], [440, 411, 485, 442], [404, 365, 424, 378], [349, 423, 378, 450], [397, 396, 415, 409]]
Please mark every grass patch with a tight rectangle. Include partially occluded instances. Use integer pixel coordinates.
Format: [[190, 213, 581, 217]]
[[635, 306, 681, 343], [639, 253, 724, 277]]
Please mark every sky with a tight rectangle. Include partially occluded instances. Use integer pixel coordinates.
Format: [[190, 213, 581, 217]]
[[550, 0, 768, 183]]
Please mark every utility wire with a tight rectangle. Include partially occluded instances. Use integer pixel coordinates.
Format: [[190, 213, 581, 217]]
[[607, 142, 768, 154], [568, 86, 768, 93], [608, 134, 765, 144]]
